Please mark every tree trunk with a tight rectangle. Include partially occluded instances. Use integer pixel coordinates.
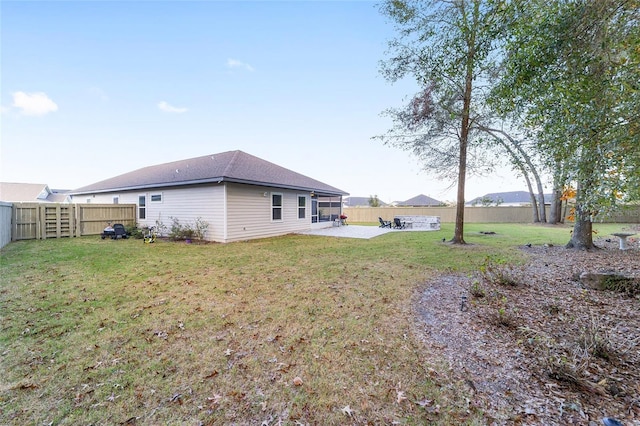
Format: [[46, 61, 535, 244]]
[[452, 42, 475, 244], [475, 126, 543, 223], [453, 152, 467, 244], [527, 183, 540, 223], [549, 163, 566, 224], [533, 170, 546, 223], [549, 188, 563, 224], [566, 182, 595, 249], [453, 124, 468, 243], [566, 211, 594, 249]]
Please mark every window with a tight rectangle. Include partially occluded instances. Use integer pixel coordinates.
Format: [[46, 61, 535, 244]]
[[113, 196, 119, 204], [151, 193, 162, 203], [138, 195, 146, 219], [298, 195, 306, 219], [271, 193, 282, 221]]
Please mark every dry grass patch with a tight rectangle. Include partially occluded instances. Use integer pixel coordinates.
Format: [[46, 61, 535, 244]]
[[1, 228, 499, 425]]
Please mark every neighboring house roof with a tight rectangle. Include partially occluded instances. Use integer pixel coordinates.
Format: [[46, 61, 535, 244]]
[[48, 189, 72, 203], [71, 150, 348, 196], [0, 182, 69, 202], [466, 191, 550, 205], [397, 194, 442, 206], [344, 196, 387, 207]]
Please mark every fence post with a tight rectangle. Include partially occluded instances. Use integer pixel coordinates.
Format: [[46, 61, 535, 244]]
[[70, 204, 76, 237], [11, 204, 17, 242], [56, 204, 61, 238], [78, 204, 84, 237], [39, 204, 45, 240]]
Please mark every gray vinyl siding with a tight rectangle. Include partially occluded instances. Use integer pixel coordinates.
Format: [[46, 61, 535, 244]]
[[142, 185, 223, 242], [70, 182, 313, 243], [71, 185, 225, 241], [224, 183, 311, 243]]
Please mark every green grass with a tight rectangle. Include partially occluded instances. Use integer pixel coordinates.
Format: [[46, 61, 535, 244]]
[[0, 222, 631, 425]]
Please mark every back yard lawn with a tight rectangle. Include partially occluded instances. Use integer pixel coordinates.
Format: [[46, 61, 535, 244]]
[[1, 223, 637, 425]]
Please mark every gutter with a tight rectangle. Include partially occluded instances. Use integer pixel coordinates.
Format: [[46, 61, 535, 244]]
[[70, 177, 348, 197]]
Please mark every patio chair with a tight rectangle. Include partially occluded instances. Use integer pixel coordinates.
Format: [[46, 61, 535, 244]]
[[393, 218, 406, 229], [378, 217, 392, 228]]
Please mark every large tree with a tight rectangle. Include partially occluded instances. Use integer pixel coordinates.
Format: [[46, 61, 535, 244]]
[[494, 0, 640, 249], [376, 0, 503, 244]]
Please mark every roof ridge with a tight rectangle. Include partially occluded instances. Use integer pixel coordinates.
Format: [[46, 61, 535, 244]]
[[222, 150, 242, 176]]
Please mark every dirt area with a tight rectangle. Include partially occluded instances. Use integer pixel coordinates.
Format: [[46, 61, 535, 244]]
[[414, 236, 640, 425]]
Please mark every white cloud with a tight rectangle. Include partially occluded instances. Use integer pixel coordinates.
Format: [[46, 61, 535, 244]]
[[226, 58, 255, 72], [157, 101, 188, 114], [12, 91, 58, 116]]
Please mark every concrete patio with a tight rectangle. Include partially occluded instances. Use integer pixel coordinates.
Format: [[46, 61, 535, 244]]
[[298, 225, 432, 240]]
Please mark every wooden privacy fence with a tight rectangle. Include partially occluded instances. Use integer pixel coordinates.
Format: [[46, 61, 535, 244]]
[[344, 206, 640, 224], [11, 203, 136, 241]]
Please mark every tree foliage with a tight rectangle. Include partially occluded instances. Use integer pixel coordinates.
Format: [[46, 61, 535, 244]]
[[377, 0, 505, 243], [493, 0, 640, 248]]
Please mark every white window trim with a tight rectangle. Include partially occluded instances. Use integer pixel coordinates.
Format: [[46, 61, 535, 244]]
[[271, 192, 283, 222], [150, 193, 163, 203], [138, 194, 147, 220], [297, 194, 307, 220]]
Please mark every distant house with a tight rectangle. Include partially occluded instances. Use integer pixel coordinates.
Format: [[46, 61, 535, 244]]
[[0, 182, 71, 203], [466, 191, 549, 206], [70, 150, 348, 243], [343, 196, 387, 207], [396, 194, 442, 207]]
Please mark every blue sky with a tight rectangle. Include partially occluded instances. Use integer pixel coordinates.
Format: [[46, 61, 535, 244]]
[[1, 0, 527, 203]]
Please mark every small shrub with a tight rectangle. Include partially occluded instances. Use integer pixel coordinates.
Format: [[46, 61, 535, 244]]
[[490, 306, 518, 328], [194, 217, 209, 240], [546, 354, 584, 385], [578, 315, 613, 360], [521, 328, 588, 385], [126, 223, 144, 239], [155, 218, 168, 236], [478, 255, 523, 287], [168, 217, 180, 239], [168, 217, 209, 241], [469, 280, 485, 298]]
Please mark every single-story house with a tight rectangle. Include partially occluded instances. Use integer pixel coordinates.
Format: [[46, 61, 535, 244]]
[[0, 182, 71, 203], [343, 196, 388, 207], [394, 194, 443, 207], [70, 150, 348, 243], [466, 191, 552, 207]]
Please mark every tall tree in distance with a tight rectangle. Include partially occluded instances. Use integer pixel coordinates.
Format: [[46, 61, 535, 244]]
[[476, 126, 548, 222], [376, 0, 503, 244]]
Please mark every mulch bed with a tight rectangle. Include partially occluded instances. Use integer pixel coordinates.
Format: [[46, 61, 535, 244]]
[[414, 236, 640, 425]]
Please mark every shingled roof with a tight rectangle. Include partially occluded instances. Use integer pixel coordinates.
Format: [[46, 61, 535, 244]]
[[71, 150, 348, 196], [0, 182, 63, 202], [396, 194, 442, 206]]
